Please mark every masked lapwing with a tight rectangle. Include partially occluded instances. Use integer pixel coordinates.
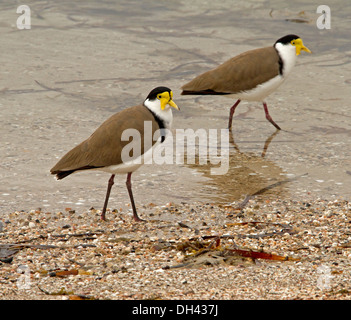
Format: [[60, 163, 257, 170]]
[[50, 87, 179, 221], [181, 34, 311, 130]]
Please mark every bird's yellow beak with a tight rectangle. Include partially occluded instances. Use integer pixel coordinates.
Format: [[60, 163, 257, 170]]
[[159, 91, 180, 111], [292, 38, 311, 55]]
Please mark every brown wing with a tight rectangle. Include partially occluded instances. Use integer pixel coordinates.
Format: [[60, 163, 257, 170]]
[[50, 105, 160, 179], [181, 47, 281, 94]]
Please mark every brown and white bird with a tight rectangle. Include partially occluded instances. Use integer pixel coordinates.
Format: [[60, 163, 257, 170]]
[[181, 34, 311, 130], [50, 87, 179, 221]]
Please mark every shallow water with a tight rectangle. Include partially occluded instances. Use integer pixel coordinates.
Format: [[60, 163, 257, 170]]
[[0, 0, 350, 215]]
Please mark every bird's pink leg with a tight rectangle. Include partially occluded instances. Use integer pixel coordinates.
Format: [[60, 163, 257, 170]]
[[263, 102, 281, 130], [228, 99, 241, 129], [101, 174, 115, 220], [126, 172, 144, 222]]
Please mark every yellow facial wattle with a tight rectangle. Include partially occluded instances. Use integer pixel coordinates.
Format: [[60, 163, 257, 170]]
[[292, 38, 311, 55], [158, 91, 179, 110]]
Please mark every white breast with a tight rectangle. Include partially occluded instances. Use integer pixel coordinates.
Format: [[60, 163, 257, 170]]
[[232, 74, 285, 101]]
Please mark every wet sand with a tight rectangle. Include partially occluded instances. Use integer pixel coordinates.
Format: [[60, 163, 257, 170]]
[[1, 0, 351, 300]]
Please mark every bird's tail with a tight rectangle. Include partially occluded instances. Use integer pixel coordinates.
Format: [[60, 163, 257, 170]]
[[52, 170, 75, 180]]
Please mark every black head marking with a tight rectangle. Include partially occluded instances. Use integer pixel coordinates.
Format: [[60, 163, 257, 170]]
[[146, 86, 172, 100], [274, 34, 300, 46]]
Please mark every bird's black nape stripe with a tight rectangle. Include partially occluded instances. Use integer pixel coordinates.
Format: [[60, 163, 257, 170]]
[[278, 54, 283, 75], [181, 89, 231, 95], [146, 108, 167, 143]]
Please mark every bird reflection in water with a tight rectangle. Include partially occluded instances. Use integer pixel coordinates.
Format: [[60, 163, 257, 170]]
[[185, 129, 293, 205]]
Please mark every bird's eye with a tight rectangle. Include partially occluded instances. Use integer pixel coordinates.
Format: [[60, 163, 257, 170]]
[[292, 41, 295, 45], [157, 95, 162, 99]]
